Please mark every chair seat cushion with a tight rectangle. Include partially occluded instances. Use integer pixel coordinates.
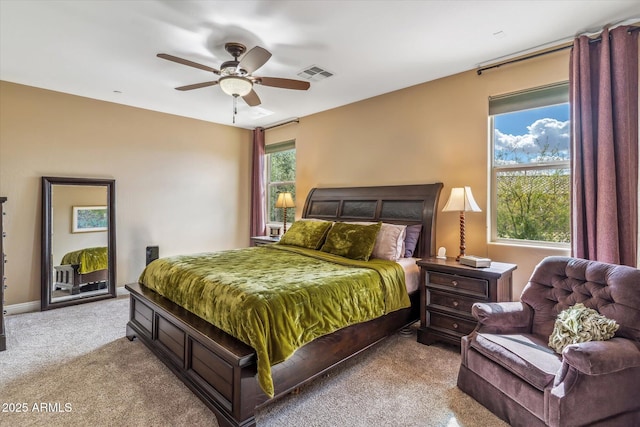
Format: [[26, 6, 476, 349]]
[[470, 333, 562, 391]]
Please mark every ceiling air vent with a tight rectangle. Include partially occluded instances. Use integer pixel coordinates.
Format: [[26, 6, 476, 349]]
[[297, 65, 334, 81]]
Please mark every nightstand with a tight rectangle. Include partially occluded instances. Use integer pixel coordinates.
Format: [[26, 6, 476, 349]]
[[250, 236, 280, 246], [416, 257, 516, 347]]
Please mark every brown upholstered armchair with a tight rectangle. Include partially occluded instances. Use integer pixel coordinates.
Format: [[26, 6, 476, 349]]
[[457, 256, 640, 427]]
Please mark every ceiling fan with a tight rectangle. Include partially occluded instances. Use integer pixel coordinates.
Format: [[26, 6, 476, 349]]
[[157, 42, 310, 110]]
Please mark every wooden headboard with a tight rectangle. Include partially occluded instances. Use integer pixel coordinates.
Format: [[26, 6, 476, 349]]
[[302, 183, 443, 258]]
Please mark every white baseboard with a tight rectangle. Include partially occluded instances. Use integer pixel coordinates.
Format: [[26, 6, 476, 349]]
[[5, 286, 130, 316], [116, 286, 130, 298], [5, 300, 40, 315]]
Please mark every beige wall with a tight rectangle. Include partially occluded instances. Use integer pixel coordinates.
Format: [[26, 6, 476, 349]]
[[0, 81, 251, 306], [268, 51, 573, 298]]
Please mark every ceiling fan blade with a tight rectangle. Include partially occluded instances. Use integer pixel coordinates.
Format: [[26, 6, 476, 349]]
[[257, 77, 310, 90], [238, 46, 272, 73], [242, 89, 261, 107], [157, 53, 220, 74], [175, 81, 219, 91]]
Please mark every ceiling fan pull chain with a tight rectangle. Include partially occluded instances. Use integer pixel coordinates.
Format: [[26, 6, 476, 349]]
[[232, 95, 237, 124]]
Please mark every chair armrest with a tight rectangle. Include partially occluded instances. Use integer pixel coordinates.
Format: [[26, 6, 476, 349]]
[[561, 338, 640, 375], [472, 302, 533, 334]]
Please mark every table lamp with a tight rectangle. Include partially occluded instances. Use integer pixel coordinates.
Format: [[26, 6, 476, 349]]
[[442, 186, 481, 261], [275, 192, 295, 234]]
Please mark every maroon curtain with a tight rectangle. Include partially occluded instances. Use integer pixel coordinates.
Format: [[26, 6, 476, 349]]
[[570, 26, 639, 266], [250, 127, 266, 237]]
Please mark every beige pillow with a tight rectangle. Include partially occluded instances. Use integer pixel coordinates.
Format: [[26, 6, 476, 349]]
[[346, 222, 407, 261], [548, 303, 619, 354]]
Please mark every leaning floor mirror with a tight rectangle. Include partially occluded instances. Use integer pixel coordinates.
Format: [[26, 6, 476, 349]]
[[41, 177, 116, 310]]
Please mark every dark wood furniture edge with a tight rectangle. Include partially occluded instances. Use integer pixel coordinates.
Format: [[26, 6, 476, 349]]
[[126, 183, 442, 427], [416, 257, 517, 278], [0, 197, 6, 351]]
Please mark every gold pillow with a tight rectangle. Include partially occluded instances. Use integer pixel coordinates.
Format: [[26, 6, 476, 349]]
[[277, 220, 333, 250], [320, 222, 382, 261]]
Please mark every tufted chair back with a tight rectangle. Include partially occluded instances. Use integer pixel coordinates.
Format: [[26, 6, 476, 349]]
[[520, 256, 640, 340]]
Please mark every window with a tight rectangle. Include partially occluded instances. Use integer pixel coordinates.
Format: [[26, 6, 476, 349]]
[[265, 140, 296, 224], [490, 83, 570, 246]]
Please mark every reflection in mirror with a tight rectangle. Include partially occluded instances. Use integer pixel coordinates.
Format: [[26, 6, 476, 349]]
[[41, 177, 116, 310], [52, 185, 108, 302]]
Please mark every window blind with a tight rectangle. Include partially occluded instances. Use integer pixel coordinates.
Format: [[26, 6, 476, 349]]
[[265, 140, 295, 154], [489, 82, 569, 115]]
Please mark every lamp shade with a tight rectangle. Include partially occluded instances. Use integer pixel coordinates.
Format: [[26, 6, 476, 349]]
[[219, 76, 253, 97], [442, 187, 481, 212], [275, 192, 295, 208]]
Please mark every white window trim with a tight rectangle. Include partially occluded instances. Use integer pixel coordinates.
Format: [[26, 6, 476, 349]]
[[489, 84, 570, 248], [264, 140, 295, 226]]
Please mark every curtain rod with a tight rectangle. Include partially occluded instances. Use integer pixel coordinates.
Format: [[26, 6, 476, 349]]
[[264, 119, 299, 130], [477, 44, 571, 75], [477, 25, 639, 76]]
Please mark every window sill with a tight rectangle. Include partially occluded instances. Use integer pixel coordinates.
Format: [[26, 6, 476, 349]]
[[488, 241, 570, 254]]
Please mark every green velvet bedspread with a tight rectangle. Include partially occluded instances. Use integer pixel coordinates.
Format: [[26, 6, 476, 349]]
[[60, 246, 108, 274], [138, 244, 409, 398]]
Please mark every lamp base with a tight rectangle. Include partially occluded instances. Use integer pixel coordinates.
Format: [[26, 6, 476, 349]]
[[282, 207, 288, 234], [456, 211, 466, 262]]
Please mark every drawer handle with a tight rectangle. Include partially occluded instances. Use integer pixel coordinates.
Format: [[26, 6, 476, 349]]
[[451, 280, 458, 287], [452, 322, 459, 329], [452, 300, 459, 307]]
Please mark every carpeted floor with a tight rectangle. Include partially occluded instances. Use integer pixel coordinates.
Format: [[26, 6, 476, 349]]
[[0, 296, 507, 427]]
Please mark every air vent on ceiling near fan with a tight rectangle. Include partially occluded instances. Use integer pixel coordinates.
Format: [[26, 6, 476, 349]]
[[297, 65, 334, 81]]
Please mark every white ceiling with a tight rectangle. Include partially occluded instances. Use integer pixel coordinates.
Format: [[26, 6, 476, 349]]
[[1, 1, 639, 129]]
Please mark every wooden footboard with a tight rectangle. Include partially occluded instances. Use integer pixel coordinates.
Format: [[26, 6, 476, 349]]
[[54, 264, 108, 295], [125, 282, 419, 427]]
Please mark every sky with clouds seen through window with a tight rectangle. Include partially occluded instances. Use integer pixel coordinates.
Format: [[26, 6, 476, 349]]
[[494, 104, 569, 165]]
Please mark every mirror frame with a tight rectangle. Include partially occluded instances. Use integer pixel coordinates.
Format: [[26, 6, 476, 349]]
[[41, 177, 116, 310]]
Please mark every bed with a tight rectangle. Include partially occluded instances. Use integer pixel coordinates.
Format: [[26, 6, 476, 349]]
[[53, 246, 108, 295], [125, 183, 442, 427]]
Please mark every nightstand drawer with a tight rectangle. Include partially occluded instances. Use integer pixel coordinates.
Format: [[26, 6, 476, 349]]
[[417, 257, 516, 347], [428, 312, 477, 337], [428, 272, 488, 298], [427, 289, 477, 317]]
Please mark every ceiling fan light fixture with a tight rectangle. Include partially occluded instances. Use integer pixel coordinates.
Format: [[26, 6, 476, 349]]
[[219, 76, 253, 97]]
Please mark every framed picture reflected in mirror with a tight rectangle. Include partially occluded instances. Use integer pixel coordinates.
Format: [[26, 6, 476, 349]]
[[72, 206, 108, 233]]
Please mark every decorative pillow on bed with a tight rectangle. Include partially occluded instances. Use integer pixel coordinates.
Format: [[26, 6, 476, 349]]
[[548, 303, 619, 354], [372, 223, 406, 261], [346, 222, 406, 261], [403, 224, 422, 257], [277, 219, 333, 250], [320, 221, 382, 261]]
